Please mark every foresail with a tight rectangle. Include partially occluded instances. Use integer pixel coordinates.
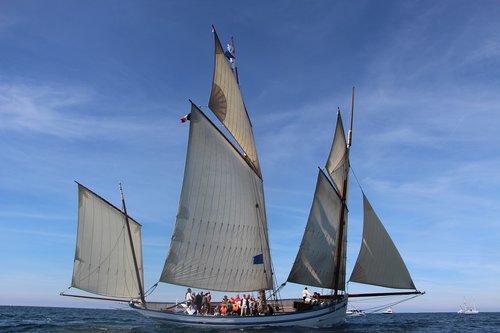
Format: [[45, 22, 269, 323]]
[[72, 184, 144, 299], [160, 104, 272, 292], [349, 194, 416, 289], [287, 170, 347, 290], [208, 29, 261, 176], [325, 112, 348, 197]]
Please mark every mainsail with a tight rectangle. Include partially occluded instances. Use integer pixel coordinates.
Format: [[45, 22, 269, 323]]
[[287, 112, 349, 291], [349, 194, 416, 289], [72, 184, 144, 299], [160, 104, 272, 292], [287, 170, 346, 290], [208, 29, 261, 176]]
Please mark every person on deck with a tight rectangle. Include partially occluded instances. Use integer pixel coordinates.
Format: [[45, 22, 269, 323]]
[[204, 292, 211, 314], [185, 288, 193, 308], [195, 292, 203, 314], [240, 294, 248, 316], [232, 299, 239, 315], [220, 303, 227, 316], [213, 305, 220, 316], [303, 287, 313, 303], [234, 294, 241, 315]]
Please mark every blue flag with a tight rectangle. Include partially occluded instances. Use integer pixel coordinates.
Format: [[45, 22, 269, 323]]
[[253, 254, 264, 265]]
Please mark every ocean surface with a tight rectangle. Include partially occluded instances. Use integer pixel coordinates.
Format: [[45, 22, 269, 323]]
[[1, 306, 499, 333]]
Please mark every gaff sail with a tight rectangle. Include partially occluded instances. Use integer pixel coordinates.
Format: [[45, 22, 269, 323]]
[[71, 184, 144, 299], [160, 104, 272, 292], [287, 169, 346, 290]]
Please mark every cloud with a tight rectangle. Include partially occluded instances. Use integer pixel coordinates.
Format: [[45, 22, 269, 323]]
[[0, 81, 93, 137], [0, 80, 175, 141]]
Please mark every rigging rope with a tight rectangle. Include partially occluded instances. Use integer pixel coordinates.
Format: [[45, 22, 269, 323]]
[[144, 282, 159, 297], [349, 165, 364, 194], [349, 293, 422, 313]]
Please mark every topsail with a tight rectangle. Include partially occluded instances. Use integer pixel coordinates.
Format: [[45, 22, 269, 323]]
[[208, 30, 261, 176]]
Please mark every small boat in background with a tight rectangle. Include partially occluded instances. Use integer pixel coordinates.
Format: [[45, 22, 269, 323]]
[[458, 299, 479, 314], [346, 306, 366, 317], [383, 307, 394, 314]]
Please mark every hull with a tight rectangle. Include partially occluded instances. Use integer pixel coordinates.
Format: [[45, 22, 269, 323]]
[[131, 298, 347, 329]]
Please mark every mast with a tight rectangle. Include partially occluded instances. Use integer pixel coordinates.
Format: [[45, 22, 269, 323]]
[[333, 87, 355, 296], [119, 183, 146, 306]]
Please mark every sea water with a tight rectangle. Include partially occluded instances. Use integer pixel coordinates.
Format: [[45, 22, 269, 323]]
[[1, 306, 499, 332]]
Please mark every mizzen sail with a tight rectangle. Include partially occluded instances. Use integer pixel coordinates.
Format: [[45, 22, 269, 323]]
[[72, 184, 144, 299], [160, 104, 272, 292], [349, 194, 416, 290], [208, 29, 261, 176]]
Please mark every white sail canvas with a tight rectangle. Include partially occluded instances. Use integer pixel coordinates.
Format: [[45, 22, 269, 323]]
[[349, 194, 416, 290], [160, 105, 272, 292], [208, 30, 261, 176], [287, 170, 346, 290], [72, 184, 144, 299], [326, 112, 348, 197]]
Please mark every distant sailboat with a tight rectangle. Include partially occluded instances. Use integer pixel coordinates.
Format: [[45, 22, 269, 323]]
[[61, 26, 424, 328], [458, 299, 479, 314], [383, 307, 394, 314]]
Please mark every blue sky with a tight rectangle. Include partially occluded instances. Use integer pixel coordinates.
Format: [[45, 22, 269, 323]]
[[1, 1, 499, 312]]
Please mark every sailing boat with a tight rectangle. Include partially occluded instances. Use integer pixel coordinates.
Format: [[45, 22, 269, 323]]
[[61, 27, 423, 328], [458, 298, 479, 314]]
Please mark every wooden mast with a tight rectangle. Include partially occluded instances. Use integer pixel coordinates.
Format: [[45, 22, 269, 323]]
[[333, 87, 355, 296], [120, 183, 146, 307]]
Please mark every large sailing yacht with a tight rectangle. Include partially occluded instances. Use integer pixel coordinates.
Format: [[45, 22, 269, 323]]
[[62, 27, 423, 328]]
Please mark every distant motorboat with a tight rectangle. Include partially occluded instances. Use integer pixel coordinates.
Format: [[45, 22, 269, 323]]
[[458, 299, 479, 315], [346, 307, 366, 317], [383, 307, 394, 314]]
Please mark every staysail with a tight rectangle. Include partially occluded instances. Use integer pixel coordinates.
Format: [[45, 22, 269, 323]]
[[349, 194, 416, 289], [72, 184, 144, 299], [160, 104, 272, 292], [287, 112, 348, 291], [208, 29, 261, 176]]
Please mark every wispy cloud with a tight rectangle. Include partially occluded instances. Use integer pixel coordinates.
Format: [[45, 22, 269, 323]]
[[0, 80, 177, 141]]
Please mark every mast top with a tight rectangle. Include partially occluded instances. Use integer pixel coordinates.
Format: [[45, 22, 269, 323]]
[[347, 86, 355, 148]]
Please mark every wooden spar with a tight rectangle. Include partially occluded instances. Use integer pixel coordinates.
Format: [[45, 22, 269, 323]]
[[333, 169, 349, 295], [119, 183, 147, 307], [60, 292, 131, 303], [348, 87, 355, 148], [349, 291, 425, 298], [333, 88, 356, 295]]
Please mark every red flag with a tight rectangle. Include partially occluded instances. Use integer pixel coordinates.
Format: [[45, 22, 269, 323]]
[[180, 114, 190, 123]]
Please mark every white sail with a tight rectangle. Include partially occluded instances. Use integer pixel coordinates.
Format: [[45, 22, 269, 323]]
[[208, 30, 261, 176], [72, 184, 144, 299], [349, 194, 416, 289], [287, 170, 347, 290], [325, 112, 348, 197], [160, 104, 272, 292]]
